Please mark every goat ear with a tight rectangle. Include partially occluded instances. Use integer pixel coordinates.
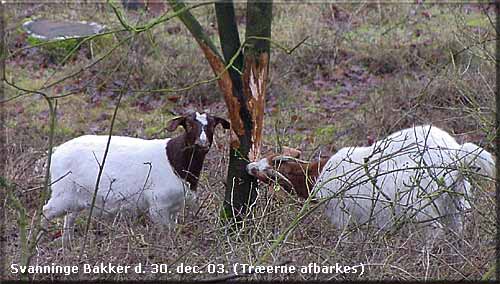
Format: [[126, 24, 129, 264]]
[[282, 146, 301, 158], [166, 116, 186, 132], [214, 117, 230, 129]]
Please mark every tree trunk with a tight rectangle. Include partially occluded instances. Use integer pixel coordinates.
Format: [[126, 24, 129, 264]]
[[221, 1, 272, 220], [167, 0, 272, 221], [214, 2, 254, 220]]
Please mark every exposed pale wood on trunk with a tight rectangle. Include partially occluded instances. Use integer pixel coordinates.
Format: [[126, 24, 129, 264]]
[[244, 53, 268, 161], [168, 0, 272, 220]]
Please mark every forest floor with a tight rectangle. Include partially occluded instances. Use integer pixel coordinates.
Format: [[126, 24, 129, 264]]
[[2, 2, 497, 281]]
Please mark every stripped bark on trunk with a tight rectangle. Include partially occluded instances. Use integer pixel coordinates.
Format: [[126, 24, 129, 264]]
[[168, 0, 272, 220]]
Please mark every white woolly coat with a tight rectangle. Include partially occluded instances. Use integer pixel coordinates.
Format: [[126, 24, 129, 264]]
[[44, 135, 193, 225], [313, 125, 494, 235]]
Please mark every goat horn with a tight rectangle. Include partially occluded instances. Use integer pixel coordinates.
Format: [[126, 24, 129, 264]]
[[272, 155, 310, 164]]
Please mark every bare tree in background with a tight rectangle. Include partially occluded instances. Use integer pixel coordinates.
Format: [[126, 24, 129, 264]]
[[167, 0, 272, 221]]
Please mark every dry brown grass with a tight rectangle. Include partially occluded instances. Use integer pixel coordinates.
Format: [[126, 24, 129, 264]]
[[2, 2, 496, 281]]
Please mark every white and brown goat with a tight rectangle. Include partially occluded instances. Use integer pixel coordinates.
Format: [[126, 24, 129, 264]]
[[247, 125, 495, 238], [247, 147, 329, 200], [42, 112, 229, 246]]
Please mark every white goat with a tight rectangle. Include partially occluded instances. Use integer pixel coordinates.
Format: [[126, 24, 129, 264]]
[[42, 112, 230, 247], [247, 125, 495, 239], [316, 125, 494, 237]]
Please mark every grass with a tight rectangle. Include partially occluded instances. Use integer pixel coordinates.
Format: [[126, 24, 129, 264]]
[[2, 2, 496, 281]]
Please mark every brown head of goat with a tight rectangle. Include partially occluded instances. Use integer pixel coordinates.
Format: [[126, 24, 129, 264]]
[[246, 147, 330, 200], [166, 112, 230, 191]]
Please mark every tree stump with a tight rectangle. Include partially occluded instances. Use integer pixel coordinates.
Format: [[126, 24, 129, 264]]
[[23, 19, 104, 40], [22, 19, 105, 63]]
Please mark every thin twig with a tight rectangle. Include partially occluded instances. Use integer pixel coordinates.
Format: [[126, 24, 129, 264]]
[[78, 64, 133, 260]]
